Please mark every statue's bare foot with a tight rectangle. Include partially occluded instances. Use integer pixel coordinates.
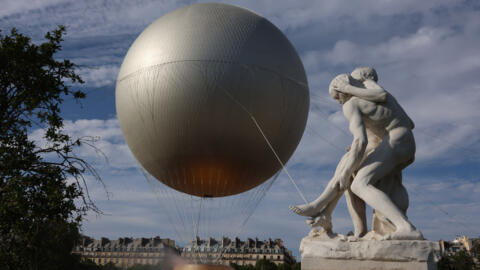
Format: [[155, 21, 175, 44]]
[[382, 229, 424, 240], [306, 213, 332, 231], [290, 204, 321, 217]]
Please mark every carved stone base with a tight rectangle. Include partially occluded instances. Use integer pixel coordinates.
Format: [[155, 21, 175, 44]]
[[301, 258, 437, 270], [300, 230, 441, 270]]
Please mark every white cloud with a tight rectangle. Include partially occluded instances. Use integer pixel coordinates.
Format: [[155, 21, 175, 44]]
[[30, 118, 138, 170], [1, 0, 189, 39], [78, 65, 120, 88], [0, 0, 459, 39], [405, 177, 480, 239], [325, 40, 358, 66], [0, 0, 65, 18], [64, 119, 138, 169], [214, 0, 457, 31]]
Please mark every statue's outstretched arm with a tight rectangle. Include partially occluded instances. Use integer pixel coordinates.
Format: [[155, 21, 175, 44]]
[[342, 79, 387, 102], [289, 100, 368, 218], [333, 100, 368, 190]]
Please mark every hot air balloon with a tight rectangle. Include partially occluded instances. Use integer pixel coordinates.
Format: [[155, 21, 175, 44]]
[[116, 2, 309, 198], [116, 2, 309, 265]]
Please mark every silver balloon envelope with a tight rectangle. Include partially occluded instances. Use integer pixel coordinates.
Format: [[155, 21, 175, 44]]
[[116, 3, 309, 197]]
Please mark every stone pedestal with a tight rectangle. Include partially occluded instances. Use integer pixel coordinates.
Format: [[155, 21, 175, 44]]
[[300, 230, 441, 270]]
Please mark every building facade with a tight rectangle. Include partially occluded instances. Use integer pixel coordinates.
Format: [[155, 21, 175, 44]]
[[73, 236, 178, 268], [440, 235, 479, 255], [180, 237, 296, 266]]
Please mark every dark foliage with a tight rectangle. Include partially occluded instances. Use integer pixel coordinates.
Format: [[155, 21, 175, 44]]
[[0, 26, 101, 270], [230, 259, 299, 270], [74, 261, 168, 270], [472, 240, 480, 259], [254, 259, 279, 270], [438, 250, 477, 270]]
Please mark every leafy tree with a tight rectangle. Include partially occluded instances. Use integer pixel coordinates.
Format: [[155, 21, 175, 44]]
[[230, 260, 298, 270], [0, 26, 101, 270], [255, 259, 278, 270], [244, 264, 256, 270], [438, 250, 476, 270], [472, 240, 480, 261], [101, 262, 122, 270], [126, 264, 165, 270], [230, 263, 242, 270], [75, 259, 112, 270], [277, 263, 291, 270]]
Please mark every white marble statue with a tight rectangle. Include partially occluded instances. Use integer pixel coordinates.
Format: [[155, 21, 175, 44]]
[[291, 67, 423, 241]]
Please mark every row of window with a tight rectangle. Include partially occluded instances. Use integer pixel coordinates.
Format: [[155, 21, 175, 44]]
[[89, 255, 289, 266], [223, 258, 286, 266], [225, 255, 283, 260], [93, 257, 160, 265], [78, 252, 167, 258], [183, 254, 282, 260], [92, 257, 284, 266], [184, 248, 283, 254], [79, 247, 168, 252]]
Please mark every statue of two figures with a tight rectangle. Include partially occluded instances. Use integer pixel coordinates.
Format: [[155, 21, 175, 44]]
[[291, 67, 424, 242]]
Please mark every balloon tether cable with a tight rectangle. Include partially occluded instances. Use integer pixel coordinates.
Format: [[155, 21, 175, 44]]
[[221, 88, 308, 204]]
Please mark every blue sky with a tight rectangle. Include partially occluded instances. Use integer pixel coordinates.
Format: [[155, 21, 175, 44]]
[[2, 0, 480, 258]]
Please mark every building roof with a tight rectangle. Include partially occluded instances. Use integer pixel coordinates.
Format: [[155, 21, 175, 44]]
[[183, 237, 286, 251], [76, 235, 176, 250]]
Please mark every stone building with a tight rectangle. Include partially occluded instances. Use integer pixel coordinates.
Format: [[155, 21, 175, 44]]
[[73, 236, 178, 268], [440, 235, 477, 255], [181, 237, 296, 266]]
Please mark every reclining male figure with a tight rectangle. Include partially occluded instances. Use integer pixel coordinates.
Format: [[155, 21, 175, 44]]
[[291, 67, 422, 240]]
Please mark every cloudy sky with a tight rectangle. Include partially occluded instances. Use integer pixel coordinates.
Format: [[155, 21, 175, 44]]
[[2, 0, 480, 258]]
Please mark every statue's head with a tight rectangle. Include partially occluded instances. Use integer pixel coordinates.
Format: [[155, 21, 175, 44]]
[[329, 73, 352, 104], [351, 66, 378, 82]]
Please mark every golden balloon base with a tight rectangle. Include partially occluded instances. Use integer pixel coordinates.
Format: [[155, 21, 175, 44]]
[[174, 264, 231, 270]]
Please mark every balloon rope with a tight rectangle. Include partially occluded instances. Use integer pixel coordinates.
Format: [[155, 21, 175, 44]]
[[221, 89, 308, 204], [212, 173, 278, 265], [250, 116, 308, 204], [141, 168, 187, 243], [240, 172, 279, 228], [189, 196, 201, 263], [190, 196, 196, 240]]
